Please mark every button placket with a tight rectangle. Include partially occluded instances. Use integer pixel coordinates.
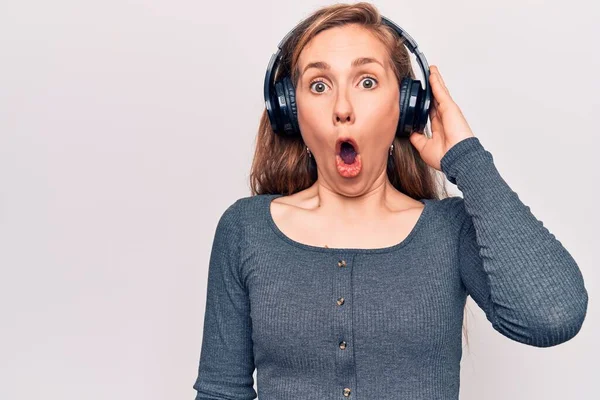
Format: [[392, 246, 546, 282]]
[[333, 254, 356, 398]]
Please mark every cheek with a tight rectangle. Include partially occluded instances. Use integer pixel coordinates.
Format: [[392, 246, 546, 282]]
[[358, 92, 399, 129], [357, 92, 399, 158], [297, 95, 329, 132], [367, 88, 398, 115]]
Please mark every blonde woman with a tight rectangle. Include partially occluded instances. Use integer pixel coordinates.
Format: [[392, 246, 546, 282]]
[[193, 2, 588, 399]]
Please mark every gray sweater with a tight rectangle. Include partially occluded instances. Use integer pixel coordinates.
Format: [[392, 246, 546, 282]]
[[192, 137, 588, 399]]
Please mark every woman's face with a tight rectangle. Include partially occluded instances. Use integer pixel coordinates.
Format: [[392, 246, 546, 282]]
[[296, 23, 400, 186]]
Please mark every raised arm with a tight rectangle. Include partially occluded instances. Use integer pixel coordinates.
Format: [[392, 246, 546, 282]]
[[441, 137, 588, 348], [192, 200, 257, 399]]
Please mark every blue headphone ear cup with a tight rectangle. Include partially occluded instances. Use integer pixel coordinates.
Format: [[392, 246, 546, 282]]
[[274, 79, 293, 137], [273, 76, 300, 137], [282, 76, 300, 136], [398, 78, 412, 138], [398, 78, 422, 138]]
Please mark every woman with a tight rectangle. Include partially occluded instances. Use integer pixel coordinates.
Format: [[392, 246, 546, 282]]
[[193, 3, 588, 399]]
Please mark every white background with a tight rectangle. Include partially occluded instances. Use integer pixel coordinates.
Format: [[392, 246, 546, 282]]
[[0, 0, 598, 398]]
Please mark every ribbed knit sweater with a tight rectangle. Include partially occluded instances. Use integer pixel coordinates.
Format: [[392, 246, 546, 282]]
[[192, 137, 588, 400]]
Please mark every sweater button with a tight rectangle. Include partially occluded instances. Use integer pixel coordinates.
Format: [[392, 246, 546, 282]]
[[343, 387, 351, 397], [338, 259, 347, 267], [337, 297, 345, 306], [339, 340, 347, 350]]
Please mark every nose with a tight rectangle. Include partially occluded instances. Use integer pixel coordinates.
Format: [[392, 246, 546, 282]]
[[333, 88, 354, 126]]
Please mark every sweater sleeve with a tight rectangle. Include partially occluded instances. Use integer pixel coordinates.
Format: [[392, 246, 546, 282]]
[[441, 137, 588, 348], [192, 200, 257, 399]]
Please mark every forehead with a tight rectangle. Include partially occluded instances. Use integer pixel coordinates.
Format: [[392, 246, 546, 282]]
[[298, 24, 388, 69]]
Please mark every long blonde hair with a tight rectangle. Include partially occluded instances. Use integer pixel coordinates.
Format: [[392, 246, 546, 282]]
[[249, 1, 471, 351]]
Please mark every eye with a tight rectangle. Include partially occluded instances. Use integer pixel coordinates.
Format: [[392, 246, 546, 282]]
[[308, 75, 378, 94], [309, 79, 330, 94], [359, 75, 378, 89]]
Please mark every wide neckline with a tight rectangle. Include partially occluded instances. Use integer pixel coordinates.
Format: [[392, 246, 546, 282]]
[[264, 193, 431, 254]]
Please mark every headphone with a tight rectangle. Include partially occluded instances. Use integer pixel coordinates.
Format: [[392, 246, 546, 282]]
[[263, 16, 432, 139]]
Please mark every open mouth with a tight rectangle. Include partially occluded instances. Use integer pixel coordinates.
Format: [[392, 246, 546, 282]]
[[335, 137, 362, 178], [335, 137, 359, 165]]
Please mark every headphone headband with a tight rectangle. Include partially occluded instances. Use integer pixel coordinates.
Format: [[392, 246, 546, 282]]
[[264, 15, 431, 138]]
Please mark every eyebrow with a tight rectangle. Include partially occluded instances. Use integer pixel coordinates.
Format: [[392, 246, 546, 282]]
[[301, 57, 384, 76]]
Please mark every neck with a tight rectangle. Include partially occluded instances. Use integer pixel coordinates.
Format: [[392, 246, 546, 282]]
[[302, 173, 402, 219]]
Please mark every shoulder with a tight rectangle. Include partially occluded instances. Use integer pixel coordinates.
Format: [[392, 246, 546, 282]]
[[229, 193, 273, 214], [419, 196, 473, 247], [212, 194, 277, 257], [429, 195, 470, 230], [216, 193, 273, 230]]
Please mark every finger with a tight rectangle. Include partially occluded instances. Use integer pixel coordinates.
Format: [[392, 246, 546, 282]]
[[409, 130, 428, 150], [429, 101, 437, 119], [429, 66, 453, 106], [429, 104, 442, 134], [429, 71, 447, 104], [432, 65, 449, 93], [434, 66, 450, 97]]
